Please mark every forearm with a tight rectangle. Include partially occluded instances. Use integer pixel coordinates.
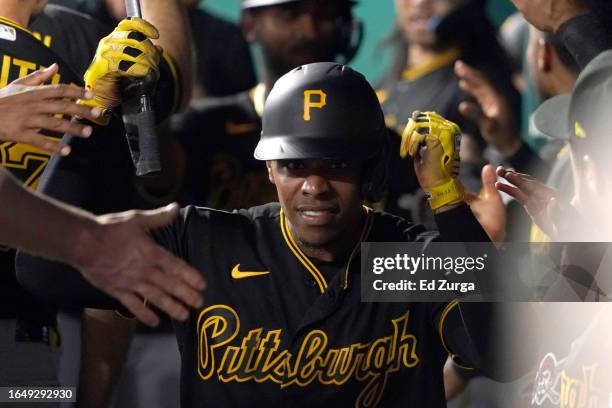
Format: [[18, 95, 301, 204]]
[[448, 302, 539, 381], [78, 309, 136, 408], [434, 204, 490, 242], [0, 167, 95, 265], [142, 0, 193, 108]]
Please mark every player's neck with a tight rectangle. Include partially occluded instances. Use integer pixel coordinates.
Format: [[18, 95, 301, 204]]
[[407, 44, 451, 70], [294, 214, 366, 264], [0, 1, 34, 27]]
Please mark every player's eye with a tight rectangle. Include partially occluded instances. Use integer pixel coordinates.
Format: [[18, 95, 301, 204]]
[[279, 160, 306, 170], [329, 160, 350, 170]]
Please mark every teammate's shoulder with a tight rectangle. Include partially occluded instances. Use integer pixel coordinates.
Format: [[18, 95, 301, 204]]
[[37, 4, 108, 30], [171, 91, 259, 135], [179, 203, 280, 226], [41, 4, 93, 20], [185, 91, 255, 116], [369, 209, 432, 242], [31, 4, 110, 45]]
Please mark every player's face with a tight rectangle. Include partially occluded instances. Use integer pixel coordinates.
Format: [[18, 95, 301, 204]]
[[395, 0, 461, 47], [267, 159, 364, 250], [243, 0, 344, 75]]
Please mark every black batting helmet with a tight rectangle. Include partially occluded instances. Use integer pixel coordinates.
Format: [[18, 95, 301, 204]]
[[254, 62, 389, 202]]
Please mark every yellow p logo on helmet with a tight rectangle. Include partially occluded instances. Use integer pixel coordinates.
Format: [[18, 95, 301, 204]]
[[303, 89, 327, 121]]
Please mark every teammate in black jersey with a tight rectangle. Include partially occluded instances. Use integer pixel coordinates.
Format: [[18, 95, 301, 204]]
[[18, 62, 534, 407], [0, 0, 195, 395]]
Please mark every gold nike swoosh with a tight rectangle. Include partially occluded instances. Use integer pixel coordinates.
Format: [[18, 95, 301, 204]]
[[231, 264, 270, 279], [225, 121, 259, 135]]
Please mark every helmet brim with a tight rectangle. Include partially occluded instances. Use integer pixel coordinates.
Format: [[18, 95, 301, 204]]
[[254, 134, 380, 161]]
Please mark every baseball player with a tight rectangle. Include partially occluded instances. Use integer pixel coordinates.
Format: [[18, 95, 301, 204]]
[[172, 0, 361, 209], [0, 0, 194, 396], [18, 62, 530, 407]]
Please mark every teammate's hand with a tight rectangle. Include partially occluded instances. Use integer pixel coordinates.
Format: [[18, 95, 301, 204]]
[[401, 111, 464, 210], [464, 164, 507, 243], [0, 64, 101, 156], [495, 166, 562, 238], [82, 17, 161, 125], [509, 0, 589, 32], [455, 61, 521, 157], [72, 203, 205, 327]]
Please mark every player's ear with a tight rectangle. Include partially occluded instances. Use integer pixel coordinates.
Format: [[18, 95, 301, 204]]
[[266, 161, 276, 185], [240, 10, 257, 43]]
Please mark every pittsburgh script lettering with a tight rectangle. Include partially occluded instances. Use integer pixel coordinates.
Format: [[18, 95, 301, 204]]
[[196, 305, 420, 408]]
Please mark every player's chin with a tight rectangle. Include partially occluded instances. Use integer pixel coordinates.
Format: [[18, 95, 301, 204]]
[[297, 227, 340, 249]]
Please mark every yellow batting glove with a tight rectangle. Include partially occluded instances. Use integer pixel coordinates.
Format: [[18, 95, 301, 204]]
[[81, 18, 161, 125], [401, 111, 464, 210]]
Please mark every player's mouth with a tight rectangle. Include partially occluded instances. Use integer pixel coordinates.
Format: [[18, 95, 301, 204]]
[[296, 205, 339, 226], [407, 12, 432, 31]]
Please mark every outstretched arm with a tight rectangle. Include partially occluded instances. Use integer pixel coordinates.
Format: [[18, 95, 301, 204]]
[[3, 168, 204, 326]]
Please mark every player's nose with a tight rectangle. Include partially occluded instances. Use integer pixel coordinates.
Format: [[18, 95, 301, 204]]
[[301, 173, 331, 197]]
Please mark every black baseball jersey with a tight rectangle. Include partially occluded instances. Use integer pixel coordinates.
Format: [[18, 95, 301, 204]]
[[0, 6, 178, 322], [16, 199, 493, 407], [0, 11, 91, 324], [147, 203, 488, 408], [171, 85, 277, 209]]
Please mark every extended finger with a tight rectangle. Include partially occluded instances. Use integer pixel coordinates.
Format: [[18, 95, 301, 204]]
[[32, 84, 94, 102], [155, 249, 206, 293], [12, 64, 59, 86], [135, 281, 190, 322], [495, 181, 529, 205], [28, 116, 93, 138], [481, 164, 498, 197], [16, 132, 72, 156], [35, 99, 101, 120], [147, 267, 203, 309]]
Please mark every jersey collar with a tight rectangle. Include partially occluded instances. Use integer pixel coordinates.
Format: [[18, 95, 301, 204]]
[[0, 15, 35, 37], [401, 47, 461, 82], [279, 206, 374, 294]]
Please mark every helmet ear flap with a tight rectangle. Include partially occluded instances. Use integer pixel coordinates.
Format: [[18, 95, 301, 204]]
[[336, 17, 363, 64], [360, 130, 390, 203]]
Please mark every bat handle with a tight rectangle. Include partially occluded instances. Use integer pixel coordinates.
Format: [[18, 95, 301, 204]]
[[125, 0, 142, 18]]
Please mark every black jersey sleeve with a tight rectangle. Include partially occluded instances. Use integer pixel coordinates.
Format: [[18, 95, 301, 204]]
[[429, 204, 537, 381], [556, 12, 612, 69]]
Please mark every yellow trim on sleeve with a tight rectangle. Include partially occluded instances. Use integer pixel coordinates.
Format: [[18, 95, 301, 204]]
[[280, 210, 328, 294], [438, 300, 474, 370]]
